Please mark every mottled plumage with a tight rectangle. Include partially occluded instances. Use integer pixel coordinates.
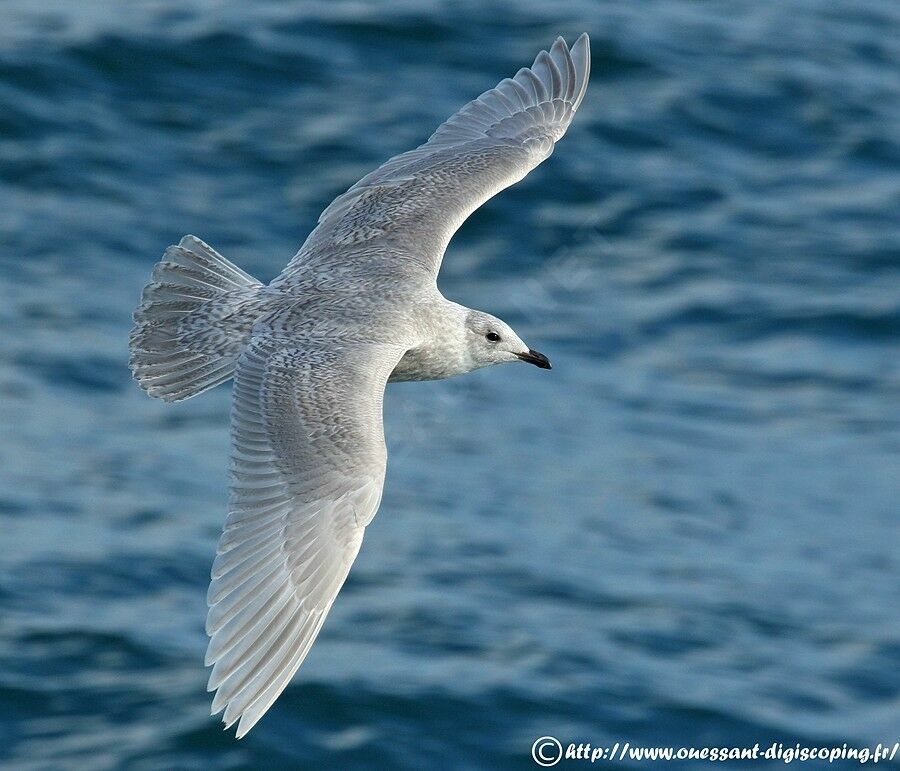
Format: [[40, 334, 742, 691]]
[[129, 34, 590, 737]]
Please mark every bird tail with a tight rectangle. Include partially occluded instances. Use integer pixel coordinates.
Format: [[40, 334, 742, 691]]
[[129, 235, 267, 403]]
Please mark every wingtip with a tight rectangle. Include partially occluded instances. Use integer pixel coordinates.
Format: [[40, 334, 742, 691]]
[[571, 33, 591, 62], [570, 33, 591, 111]]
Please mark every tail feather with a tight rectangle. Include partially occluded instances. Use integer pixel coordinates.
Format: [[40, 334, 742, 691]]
[[130, 235, 266, 403]]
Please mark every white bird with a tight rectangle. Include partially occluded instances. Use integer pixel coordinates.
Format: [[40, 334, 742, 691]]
[[130, 34, 590, 737]]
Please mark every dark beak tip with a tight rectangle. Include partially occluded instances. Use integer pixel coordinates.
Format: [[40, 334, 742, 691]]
[[518, 349, 552, 369]]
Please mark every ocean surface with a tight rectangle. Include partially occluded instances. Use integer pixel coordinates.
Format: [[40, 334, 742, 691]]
[[1, 1, 898, 768]]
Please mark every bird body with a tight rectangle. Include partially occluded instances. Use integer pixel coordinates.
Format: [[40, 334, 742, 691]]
[[130, 34, 590, 737]]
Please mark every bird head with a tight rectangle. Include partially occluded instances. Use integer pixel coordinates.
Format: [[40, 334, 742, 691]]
[[463, 310, 552, 371]]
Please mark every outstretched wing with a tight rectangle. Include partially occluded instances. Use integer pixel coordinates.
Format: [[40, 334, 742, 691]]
[[205, 335, 406, 737], [272, 34, 590, 287]]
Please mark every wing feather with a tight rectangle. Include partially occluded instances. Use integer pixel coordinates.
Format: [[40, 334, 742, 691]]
[[205, 336, 406, 737], [271, 34, 590, 286]]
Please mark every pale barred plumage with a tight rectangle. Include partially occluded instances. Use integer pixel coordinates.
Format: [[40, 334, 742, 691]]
[[129, 34, 590, 737]]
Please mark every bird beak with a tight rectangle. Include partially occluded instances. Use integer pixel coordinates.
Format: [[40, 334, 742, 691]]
[[517, 349, 552, 369]]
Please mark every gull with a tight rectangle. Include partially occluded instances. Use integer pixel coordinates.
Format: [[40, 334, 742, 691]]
[[130, 34, 590, 737]]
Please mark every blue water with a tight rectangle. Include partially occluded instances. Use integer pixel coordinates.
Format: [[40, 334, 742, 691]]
[[1, 1, 898, 768]]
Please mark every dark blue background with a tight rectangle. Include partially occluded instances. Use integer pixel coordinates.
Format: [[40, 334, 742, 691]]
[[1, 1, 898, 768]]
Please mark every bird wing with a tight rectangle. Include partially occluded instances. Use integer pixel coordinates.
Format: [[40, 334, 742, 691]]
[[272, 34, 590, 286], [205, 334, 406, 737]]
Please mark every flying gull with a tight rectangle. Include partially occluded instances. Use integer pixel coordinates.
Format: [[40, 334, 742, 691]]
[[130, 33, 590, 737]]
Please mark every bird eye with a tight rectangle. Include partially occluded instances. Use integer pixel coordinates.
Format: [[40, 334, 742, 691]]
[[485, 332, 501, 342]]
